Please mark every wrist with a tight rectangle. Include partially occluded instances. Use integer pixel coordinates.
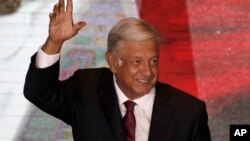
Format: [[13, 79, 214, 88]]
[[42, 38, 63, 55]]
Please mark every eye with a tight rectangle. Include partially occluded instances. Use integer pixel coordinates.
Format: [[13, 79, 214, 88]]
[[150, 58, 158, 65], [131, 59, 141, 65]]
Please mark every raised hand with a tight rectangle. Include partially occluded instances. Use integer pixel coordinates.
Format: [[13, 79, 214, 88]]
[[43, 0, 86, 54]]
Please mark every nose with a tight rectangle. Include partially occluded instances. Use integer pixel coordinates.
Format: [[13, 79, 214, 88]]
[[141, 62, 153, 78]]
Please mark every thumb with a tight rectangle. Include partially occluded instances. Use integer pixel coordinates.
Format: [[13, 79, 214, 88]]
[[73, 21, 87, 33]]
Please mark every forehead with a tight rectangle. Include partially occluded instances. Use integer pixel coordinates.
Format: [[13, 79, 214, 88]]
[[118, 40, 159, 58]]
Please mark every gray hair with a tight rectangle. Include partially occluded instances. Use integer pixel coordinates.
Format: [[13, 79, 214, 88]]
[[107, 17, 162, 52]]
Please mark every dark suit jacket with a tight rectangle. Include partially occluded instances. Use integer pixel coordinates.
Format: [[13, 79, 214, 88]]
[[24, 54, 211, 141]]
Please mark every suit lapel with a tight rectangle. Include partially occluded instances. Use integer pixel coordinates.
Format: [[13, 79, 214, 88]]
[[99, 70, 126, 141], [99, 70, 175, 141], [148, 82, 175, 141]]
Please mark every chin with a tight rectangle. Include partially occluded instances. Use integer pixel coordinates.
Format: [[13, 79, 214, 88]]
[[138, 89, 151, 95]]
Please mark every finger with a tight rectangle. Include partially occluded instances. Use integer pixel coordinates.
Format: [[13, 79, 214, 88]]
[[53, 3, 60, 15], [59, 0, 65, 13], [66, 0, 73, 13], [73, 21, 87, 33], [49, 12, 56, 22]]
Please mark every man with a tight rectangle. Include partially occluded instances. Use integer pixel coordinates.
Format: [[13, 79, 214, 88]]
[[24, 0, 211, 141]]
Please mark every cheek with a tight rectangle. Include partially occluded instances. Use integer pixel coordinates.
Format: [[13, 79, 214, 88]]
[[153, 67, 159, 75], [118, 65, 138, 80], [152, 67, 159, 79], [128, 66, 140, 76]]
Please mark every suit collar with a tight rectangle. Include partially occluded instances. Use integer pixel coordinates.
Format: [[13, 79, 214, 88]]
[[148, 82, 175, 141], [99, 69, 126, 141]]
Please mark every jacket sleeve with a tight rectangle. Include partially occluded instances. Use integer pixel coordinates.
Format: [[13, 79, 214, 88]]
[[192, 102, 211, 141], [23, 53, 80, 125]]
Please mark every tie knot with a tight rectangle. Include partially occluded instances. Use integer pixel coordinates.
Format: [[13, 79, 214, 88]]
[[124, 100, 136, 112]]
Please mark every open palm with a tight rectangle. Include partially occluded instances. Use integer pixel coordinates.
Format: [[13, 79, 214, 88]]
[[49, 0, 86, 44]]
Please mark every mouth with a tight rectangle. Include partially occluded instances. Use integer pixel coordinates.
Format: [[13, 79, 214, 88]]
[[137, 79, 150, 84]]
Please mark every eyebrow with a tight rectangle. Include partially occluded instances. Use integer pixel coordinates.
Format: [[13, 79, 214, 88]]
[[128, 56, 159, 60]]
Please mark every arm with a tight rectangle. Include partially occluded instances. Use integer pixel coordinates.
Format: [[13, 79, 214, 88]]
[[24, 54, 80, 125], [192, 102, 211, 141], [24, 0, 86, 124]]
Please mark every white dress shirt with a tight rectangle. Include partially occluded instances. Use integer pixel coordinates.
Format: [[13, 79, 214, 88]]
[[114, 77, 155, 141], [36, 48, 156, 141], [36, 47, 60, 68]]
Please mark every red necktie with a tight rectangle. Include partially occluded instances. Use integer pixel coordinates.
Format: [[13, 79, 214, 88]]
[[123, 100, 136, 141]]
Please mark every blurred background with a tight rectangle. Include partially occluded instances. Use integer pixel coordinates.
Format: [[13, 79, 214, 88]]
[[0, 0, 249, 141]]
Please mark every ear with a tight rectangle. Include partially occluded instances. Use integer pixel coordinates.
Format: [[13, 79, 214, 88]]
[[105, 52, 118, 74]]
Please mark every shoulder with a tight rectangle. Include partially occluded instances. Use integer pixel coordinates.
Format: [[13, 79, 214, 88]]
[[155, 82, 205, 110], [68, 67, 113, 85], [73, 67, 112, 79]]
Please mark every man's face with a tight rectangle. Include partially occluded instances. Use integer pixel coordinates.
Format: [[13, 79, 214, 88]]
[[108, 39, 159, 99]]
